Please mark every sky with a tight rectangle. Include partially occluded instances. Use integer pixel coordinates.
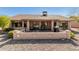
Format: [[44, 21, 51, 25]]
[[0, 7, 79, 16]]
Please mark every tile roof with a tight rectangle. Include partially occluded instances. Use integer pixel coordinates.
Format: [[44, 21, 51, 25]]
[[11, 14, 71, 21]]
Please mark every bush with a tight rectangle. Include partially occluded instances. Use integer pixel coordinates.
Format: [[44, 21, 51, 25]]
[[4, 28, 14, 32], [8, 31, 14, 38], [70, 32, 75, 39]]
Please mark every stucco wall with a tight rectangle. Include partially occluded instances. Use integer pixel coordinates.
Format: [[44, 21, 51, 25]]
[[71, 21, 79, 28], [13, 30, 70, 40]]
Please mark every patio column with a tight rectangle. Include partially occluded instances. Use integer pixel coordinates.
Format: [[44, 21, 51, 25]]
[[10, 21, 12, 28], [18, 21, 20, 27], [39, 21, 41, 29], [51, 20, 54, 31], [13, 23, 15, 28], [68, 21, 71, 30], [22, 21, 24, 28], [27, 20, 30, 31]]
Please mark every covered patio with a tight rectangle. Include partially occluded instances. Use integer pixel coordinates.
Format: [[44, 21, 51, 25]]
[[10, 11, 71, 32], [11, 19, 71, 32]]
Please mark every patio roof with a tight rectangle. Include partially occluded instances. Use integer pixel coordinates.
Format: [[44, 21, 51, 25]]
[[10, 14, 71, 21]]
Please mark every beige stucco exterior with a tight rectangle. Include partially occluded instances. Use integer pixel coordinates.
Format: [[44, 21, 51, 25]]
[[70, 21, 79, 28], [13, 30, 70, 39], [10, 14, 71, 31], [10, 13, 72, 39], [11, 20, 70, 31]]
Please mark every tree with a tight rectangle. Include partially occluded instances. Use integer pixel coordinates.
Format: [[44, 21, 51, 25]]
[[70, 16, 79, 22], [0, 16, 11, 30]]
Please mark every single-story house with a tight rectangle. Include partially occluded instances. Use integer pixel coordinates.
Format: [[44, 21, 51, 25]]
[[10, 11, 72, 32], [68, 16, 79, 32], [10, 11, 72, 39], [71, 21, 79, 28]]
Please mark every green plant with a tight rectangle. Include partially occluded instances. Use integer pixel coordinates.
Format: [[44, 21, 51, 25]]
[[4, 28, 14, 32], [0, 16, 11, 30], [8, 31, 14, 38], [70, 32, 75, 39], [62, 23, 68, 30]]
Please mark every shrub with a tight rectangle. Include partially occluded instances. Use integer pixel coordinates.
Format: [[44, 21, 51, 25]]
[[4, 28, 14, 32], [70, 32, 75, 39], [8, 31, 14, 38]]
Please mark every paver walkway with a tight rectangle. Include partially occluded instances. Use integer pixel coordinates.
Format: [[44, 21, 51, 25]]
[[0, 33, 79, 51], [0, 34, 7, 41], [74, 34, 79, 40], [0, 34, 11, 48]]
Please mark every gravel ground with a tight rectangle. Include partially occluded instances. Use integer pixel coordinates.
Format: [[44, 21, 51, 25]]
[[0, 34, 79, 51]]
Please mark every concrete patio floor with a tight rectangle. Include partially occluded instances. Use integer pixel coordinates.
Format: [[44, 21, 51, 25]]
[[0, 33, 79, 51]]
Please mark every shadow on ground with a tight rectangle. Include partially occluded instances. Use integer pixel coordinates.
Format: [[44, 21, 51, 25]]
[[0, 39, 79, 48], [0, 34, 8, 42]]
